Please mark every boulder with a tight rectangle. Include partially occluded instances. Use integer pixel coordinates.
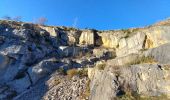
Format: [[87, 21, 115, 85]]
[[28, 58, 65, 84]]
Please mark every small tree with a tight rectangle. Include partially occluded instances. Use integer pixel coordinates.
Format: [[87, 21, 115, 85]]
[[36, 17, 48, 25], [2, 15, 11, 20], [13, 16, 22, 21]]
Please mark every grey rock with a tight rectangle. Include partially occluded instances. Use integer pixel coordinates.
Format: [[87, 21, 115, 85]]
[[8, 74, 31, 93], [58, 46, 82, 57], [28, 58, 64, 84], [144, 43, 170, 64], [90, 64, 170, 100], [79, 30, 94, 46], [116, 32, 146, 57]]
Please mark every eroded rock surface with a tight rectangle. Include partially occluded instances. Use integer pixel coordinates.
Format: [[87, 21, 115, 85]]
[[0, 19, 170, 100]]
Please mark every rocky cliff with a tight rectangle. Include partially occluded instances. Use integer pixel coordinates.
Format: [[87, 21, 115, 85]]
[[0, 19, 170, 100]]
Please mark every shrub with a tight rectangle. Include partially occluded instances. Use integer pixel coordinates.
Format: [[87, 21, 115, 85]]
[[126, 56, 156, 66], [67, 68, 88, 78], [114, 93, 169, 100], [114, 81, 169, 100], [67, 69, 78, 78], [163, 65, 170, 70], [35, 17, 48, 25], [58, 68, 66, 75], [97, 63, 106, 70], [77, 68, 88, 77], [121, 29, 131, 38], [112, 65, 121, 76], [80, 79, 91, 99]]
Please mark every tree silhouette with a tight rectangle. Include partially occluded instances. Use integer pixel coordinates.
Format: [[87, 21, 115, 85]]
[[36, 17, 48, 25], [13, 16, 22, 21]]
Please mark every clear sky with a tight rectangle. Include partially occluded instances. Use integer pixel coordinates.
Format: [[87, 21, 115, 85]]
[[0, 0, 170, 30]]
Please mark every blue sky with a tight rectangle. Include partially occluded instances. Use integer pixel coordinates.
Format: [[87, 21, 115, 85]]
[[0, 0, 170, 30]]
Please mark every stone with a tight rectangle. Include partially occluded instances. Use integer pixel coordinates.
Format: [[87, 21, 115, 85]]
[[144, 26, 170, 49], [116, 32, 146, 57], [107, 53, 140, 66], [42, 74, 89, 100], [1, 19, 170, 100], [8, 74, 31, 93], [144, 43, 170, 64], [0, 36, 5, 44], [93, 48, 116, 59], [58, 46, 82, 57], [66, 30, 81, 45], [79, 30, 94, 46], [40, 26, 57, 37], [90, 67, 118, 100], [0, 85, 17, 100], [88, 68, 95, 80], [90, 64, 170, 100], [28, 58, 65, 84], [99, 33, 119, 48]]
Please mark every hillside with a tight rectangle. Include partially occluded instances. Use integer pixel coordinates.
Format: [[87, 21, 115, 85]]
[[0, 19, 170, 100]]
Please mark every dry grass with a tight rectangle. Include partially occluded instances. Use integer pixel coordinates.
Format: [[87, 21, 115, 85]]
[[67, 69, 78, 78], [77, 69, 88, 77], [80, 79, 91, 100], [126, 56, 156, 66], [114, 79, 169, 100], [67, 68, 88, 78], [163, 65, 170, 70], [58, 68, 66, 75], [97, 63, 106, 70], [53, 78, 61, 85], [74, 51, 92, 59], [114, 91, 169, 100]]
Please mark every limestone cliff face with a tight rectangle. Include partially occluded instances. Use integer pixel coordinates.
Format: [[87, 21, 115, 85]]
[[98, 26, 170, 57], [79, 30, 94, 45], [0, 19, 170, 100]]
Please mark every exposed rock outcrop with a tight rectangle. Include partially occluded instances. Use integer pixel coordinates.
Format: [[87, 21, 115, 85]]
[[89, 64, 170, 100], [79, 30, 94, 46], [0, 19, 170, 100]]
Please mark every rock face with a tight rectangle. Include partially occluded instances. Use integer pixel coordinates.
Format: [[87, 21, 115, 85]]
[[90, 64, 170, 100], [40, 26, 57, 37], [0, 19, 170, 100], [79, 30, 94, 46], [98, 31, 124, 48], [116, 32, 146, 56], [58, 46, 82, 57], [144, 43, 170, 64]]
